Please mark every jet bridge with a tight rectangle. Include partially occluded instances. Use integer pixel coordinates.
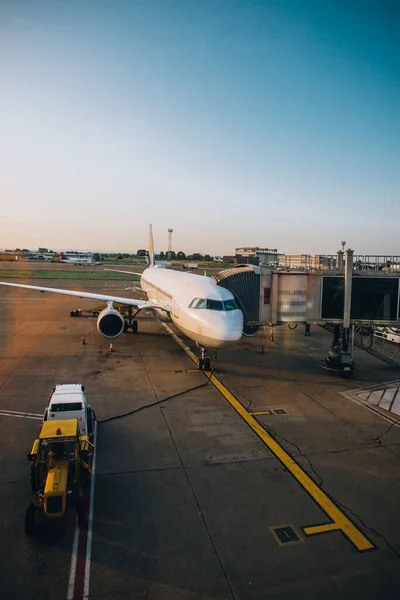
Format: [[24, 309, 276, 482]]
[[214, 250, 400, 376]]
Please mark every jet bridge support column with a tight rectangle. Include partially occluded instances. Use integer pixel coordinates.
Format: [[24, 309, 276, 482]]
[[326, 249, 355, 377]]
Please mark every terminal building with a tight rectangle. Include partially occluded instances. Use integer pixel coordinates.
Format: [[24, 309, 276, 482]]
[[235, 247, 278, 266], [235, 247, 338, 271]]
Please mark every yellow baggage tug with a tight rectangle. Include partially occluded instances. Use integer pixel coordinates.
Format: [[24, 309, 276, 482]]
[[26, 419, 94, 533]]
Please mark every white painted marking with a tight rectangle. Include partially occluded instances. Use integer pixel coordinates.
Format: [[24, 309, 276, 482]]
[[0, 409, 42, 420], [66, 422, 97, 600], [83, 420, 97, 600], [379, 388, 396, 411], [66, 525, 80, 600], [369, 390, 383, 405], [393, 397, 400, 416], [357, 392, 371, 401]]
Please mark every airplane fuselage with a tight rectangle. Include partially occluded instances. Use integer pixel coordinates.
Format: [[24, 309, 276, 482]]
[[61, 258, 93, 265], [140, 268, 243, 348]]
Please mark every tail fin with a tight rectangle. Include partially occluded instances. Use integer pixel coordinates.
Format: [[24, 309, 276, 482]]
[[148, 224, 155, 267]]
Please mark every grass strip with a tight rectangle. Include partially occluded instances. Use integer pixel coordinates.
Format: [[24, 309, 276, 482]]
[[0, 269, 140, 280]]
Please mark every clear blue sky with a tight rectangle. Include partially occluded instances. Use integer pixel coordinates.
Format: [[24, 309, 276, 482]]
[[0, 0, 398, 255]]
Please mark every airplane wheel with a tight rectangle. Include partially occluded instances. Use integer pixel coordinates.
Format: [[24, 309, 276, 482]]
[[198, 358, 210, 370], [131, 321, 138, 334]]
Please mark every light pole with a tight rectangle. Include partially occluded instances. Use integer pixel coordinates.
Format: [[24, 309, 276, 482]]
[[168, 229, 173, 260]]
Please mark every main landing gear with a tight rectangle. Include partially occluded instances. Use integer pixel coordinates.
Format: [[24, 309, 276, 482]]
[[123, 307, 139, 334], [198, 347, 211, 371]]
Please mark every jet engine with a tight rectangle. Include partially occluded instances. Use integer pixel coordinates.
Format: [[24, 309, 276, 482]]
[[97, 307, 125, 339], [242, 324, 261, 337]]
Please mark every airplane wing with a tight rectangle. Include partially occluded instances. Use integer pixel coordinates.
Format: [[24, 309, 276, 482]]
[[0, 281, 169, 311], [104, 268, 143, 276]]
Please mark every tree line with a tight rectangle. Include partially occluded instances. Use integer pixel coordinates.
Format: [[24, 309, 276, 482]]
[[5, 248, 224, 262]]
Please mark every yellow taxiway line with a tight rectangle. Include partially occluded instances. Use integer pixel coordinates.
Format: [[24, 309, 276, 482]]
[[304, 523, 341, 535], [162, 322, 375, 552]]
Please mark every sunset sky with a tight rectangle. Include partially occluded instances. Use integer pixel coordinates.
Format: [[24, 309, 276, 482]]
[[0, 1, 398, 255]]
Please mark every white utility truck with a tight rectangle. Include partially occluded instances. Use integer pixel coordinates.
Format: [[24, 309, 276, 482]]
[[42, 384, 96, 440]]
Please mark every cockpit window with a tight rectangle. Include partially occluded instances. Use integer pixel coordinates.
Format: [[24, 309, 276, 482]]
[[206, 299, 224, 311], [223, 299, 238, 311], [190, 297, 238, 311]]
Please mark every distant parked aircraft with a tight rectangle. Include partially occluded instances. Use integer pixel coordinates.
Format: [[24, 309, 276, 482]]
[[60, 252, 94, 265]]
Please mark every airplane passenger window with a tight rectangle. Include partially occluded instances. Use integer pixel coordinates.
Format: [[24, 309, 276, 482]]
[[206, 299, 224, 311], [223, 299, 238, 311], [195, 299, 206, 309], [189, 298, 198, 308]]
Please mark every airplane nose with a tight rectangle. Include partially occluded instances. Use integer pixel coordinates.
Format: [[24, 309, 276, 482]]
[[226, 311, 244, 341], [209, 311, 244, 347]]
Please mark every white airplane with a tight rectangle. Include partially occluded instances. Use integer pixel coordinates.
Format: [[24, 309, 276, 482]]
[[0, 226, 243, 369], [60, 252, 93, 265]]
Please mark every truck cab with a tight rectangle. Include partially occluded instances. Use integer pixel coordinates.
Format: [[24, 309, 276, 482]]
[[43, 384, 95, 440]]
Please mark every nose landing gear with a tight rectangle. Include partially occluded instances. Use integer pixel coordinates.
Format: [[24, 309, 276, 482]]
[[198, 347, 211, 371]]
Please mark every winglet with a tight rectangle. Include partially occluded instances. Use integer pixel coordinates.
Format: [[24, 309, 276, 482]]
[[148, 224, 155, 267]]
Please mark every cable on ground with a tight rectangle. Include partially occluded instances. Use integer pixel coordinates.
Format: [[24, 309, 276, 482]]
[[98, 353, 217, 424]]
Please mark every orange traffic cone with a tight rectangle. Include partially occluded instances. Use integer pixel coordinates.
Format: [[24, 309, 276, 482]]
[[108, 342, 114, 352], [81, 335, 86, 345]]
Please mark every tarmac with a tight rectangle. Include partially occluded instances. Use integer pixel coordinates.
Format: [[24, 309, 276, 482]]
[[0, 276, 400, 600]]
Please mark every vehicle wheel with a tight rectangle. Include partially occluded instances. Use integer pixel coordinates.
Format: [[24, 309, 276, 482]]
[[92, 311, 99, 318], [70, 311, 75, 317], [339, 369, 354, 379], [30, 466, 36, 491], [131, 321, 138, 334], [288, 324, 298, 330], [25, 504, 36, 535], [82, 468, 91, 490]]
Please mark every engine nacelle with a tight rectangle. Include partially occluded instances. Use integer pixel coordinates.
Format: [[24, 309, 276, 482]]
[[242, 324, 261, 337], [97, 307, 125, 339]]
